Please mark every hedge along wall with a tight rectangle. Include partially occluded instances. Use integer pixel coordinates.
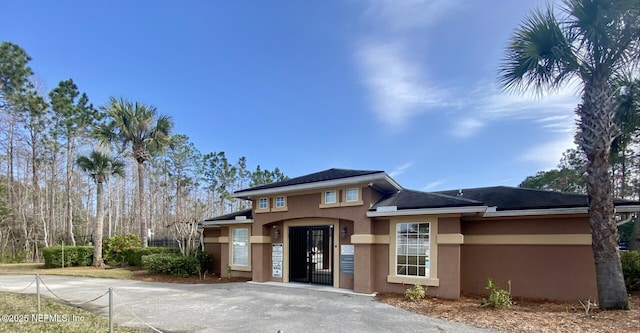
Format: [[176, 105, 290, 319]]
[[123, 247, 180, 267], [43, 246, 94, 268]]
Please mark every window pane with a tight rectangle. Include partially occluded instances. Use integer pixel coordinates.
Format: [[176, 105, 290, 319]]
[[346, 188, 358, 202], [395, 222, 430, 278], [258, 198, 267, 209], [325, 191, 336, 204], [275, 196, 285, 208], [232, 228, 249, 266]]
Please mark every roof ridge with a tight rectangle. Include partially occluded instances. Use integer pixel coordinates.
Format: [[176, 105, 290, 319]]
[[406, 189, 484, 204]]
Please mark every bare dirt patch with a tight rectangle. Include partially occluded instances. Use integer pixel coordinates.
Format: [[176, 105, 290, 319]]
[[377, 292, 640, 332], [126, 267, 251, 284]]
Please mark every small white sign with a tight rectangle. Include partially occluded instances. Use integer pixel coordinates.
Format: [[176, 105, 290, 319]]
[[272, 243, 283, 278], [341, 244, 354, 255]]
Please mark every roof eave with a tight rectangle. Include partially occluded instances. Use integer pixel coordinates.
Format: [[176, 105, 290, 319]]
[[482, 207, 588, 217], [201, 219, 254, 228], [616, 205, 640, 213], [234, 173, 402, 199], [366, 206, 488, 217], [483, 204, 640, 218]]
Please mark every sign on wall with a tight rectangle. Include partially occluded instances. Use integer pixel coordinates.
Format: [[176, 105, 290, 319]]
[[340, 245, 354, 275], [272, 243, 283, 278]]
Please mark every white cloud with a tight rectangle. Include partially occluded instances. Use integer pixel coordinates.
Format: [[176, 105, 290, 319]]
[[356, 41, 455, 127], [389, 162, 413, 177], [354, 0, 464, 128], [421, 180, 445, 191], [362, 0, 460, 31], [520, 133, 576, 170], [452, 118, 485, 138], [449, 80, 581, 138]]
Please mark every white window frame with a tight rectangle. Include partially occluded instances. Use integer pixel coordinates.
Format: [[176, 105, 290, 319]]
[[275, 196, 286, 208], [345, 188, 359, 202], [325, 190, 337, 204], [395, 222, 430, 278], [258, 198, 268, 210], [231, 227, 250, 268], [388, 218, 439, 286]]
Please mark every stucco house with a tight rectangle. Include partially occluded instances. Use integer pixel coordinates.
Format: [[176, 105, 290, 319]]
[[201, 168, 640, 300]]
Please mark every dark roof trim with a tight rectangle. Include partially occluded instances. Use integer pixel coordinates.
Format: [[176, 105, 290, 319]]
[[233, 168, 402, 199], [203, 208, 252, 223]]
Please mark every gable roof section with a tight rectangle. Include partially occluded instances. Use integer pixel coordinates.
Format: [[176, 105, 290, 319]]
[[373, 189, 484, 210], [204, 208, 253, 222], [436, 186, 640, 211], [233, 168, 402, 199], [369, 185, 640, 217]]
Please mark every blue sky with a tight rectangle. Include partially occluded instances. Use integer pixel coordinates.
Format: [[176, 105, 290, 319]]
[[1, 0, 581, 191]]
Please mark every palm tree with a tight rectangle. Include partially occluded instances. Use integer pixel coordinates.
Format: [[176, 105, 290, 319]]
[[97, 97, 173, 247], [499, 0, 639, 309], [76, 150, 124, 266]]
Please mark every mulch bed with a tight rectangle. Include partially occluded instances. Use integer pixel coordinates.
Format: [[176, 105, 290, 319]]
[[126, 267, 251, 284], [377, 292, 640, 332]]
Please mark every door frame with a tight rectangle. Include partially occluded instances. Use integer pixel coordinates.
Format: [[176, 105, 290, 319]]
[[282, 218, 339, 288], [289, 225, 334, 285]]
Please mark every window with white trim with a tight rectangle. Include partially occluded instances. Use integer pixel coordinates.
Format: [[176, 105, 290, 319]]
[[275, 196, 286, 208], [232, 228, 249, 266], [325, 190, 337, 204], [345, 188, 359, 202], [396, 222, 430, 278], [258, 198, 268, 210]]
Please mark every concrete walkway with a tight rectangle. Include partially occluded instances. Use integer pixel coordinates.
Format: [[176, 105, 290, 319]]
[[0, 274, 497, 333]]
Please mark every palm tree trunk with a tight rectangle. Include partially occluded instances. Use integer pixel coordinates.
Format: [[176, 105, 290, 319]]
[[580, 77, 628, 310], [94, 180, 104, 266], [137, 161, 148, 247]]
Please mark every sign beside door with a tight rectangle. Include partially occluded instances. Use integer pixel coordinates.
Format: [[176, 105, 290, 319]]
[[340, 245, 354, 275], [272, 243, 283, 278]]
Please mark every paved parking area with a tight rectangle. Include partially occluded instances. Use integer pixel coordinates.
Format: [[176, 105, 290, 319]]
[[0, 274, 496, 332]]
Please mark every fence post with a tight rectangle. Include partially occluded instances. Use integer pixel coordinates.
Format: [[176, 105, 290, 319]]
[[109, 287, 113, 333], [36, 274, 40, 314]]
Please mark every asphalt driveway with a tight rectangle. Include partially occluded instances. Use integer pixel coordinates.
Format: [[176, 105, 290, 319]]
[[0, 274, 496, 332]]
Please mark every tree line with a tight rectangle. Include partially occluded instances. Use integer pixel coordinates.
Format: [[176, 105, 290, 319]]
[[0, 41, 287, 262]]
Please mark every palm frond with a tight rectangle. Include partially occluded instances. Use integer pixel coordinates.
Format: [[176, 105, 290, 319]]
[[499, 5, 578, 94], [565, 0, 640, 78], [76, 150, 125, 183]]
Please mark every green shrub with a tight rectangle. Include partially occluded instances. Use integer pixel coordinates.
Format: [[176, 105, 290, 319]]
[[195, 250, 213, 275], [0, 249, 26, 263], [404, 283, 426, 302], [621, 251, 640, 291], [141, 253, 199, 277], [102, 234, 141, 265], [123, 247, 180, 267], [43, 246, 94, 268], [481, 279, 512, 308]]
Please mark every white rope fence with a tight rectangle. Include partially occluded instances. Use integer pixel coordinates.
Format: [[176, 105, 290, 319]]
[[0, 275, 37, 293], [112, 290, 164, 333], [0, 274, 166, 333]]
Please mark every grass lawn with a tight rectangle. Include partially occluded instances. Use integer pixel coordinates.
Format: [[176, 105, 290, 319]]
[[0, 292, 145, 333], [0, 263, 133, 279]]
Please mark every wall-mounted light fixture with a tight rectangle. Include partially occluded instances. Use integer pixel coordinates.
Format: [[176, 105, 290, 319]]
[[341, 226, 348, 239], [273, 225, 281, 240]]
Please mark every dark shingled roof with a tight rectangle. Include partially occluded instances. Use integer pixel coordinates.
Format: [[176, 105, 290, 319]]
[[203, 208, 252, 222], [435, 186, 639, 211], [372, 189, 484, 210], [235, 168, 385, 193]]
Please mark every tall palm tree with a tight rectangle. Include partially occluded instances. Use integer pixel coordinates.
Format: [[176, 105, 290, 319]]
[[97, 97, 173, 247], [76, 150, 124, 266], [499, 0, 639, 309]]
